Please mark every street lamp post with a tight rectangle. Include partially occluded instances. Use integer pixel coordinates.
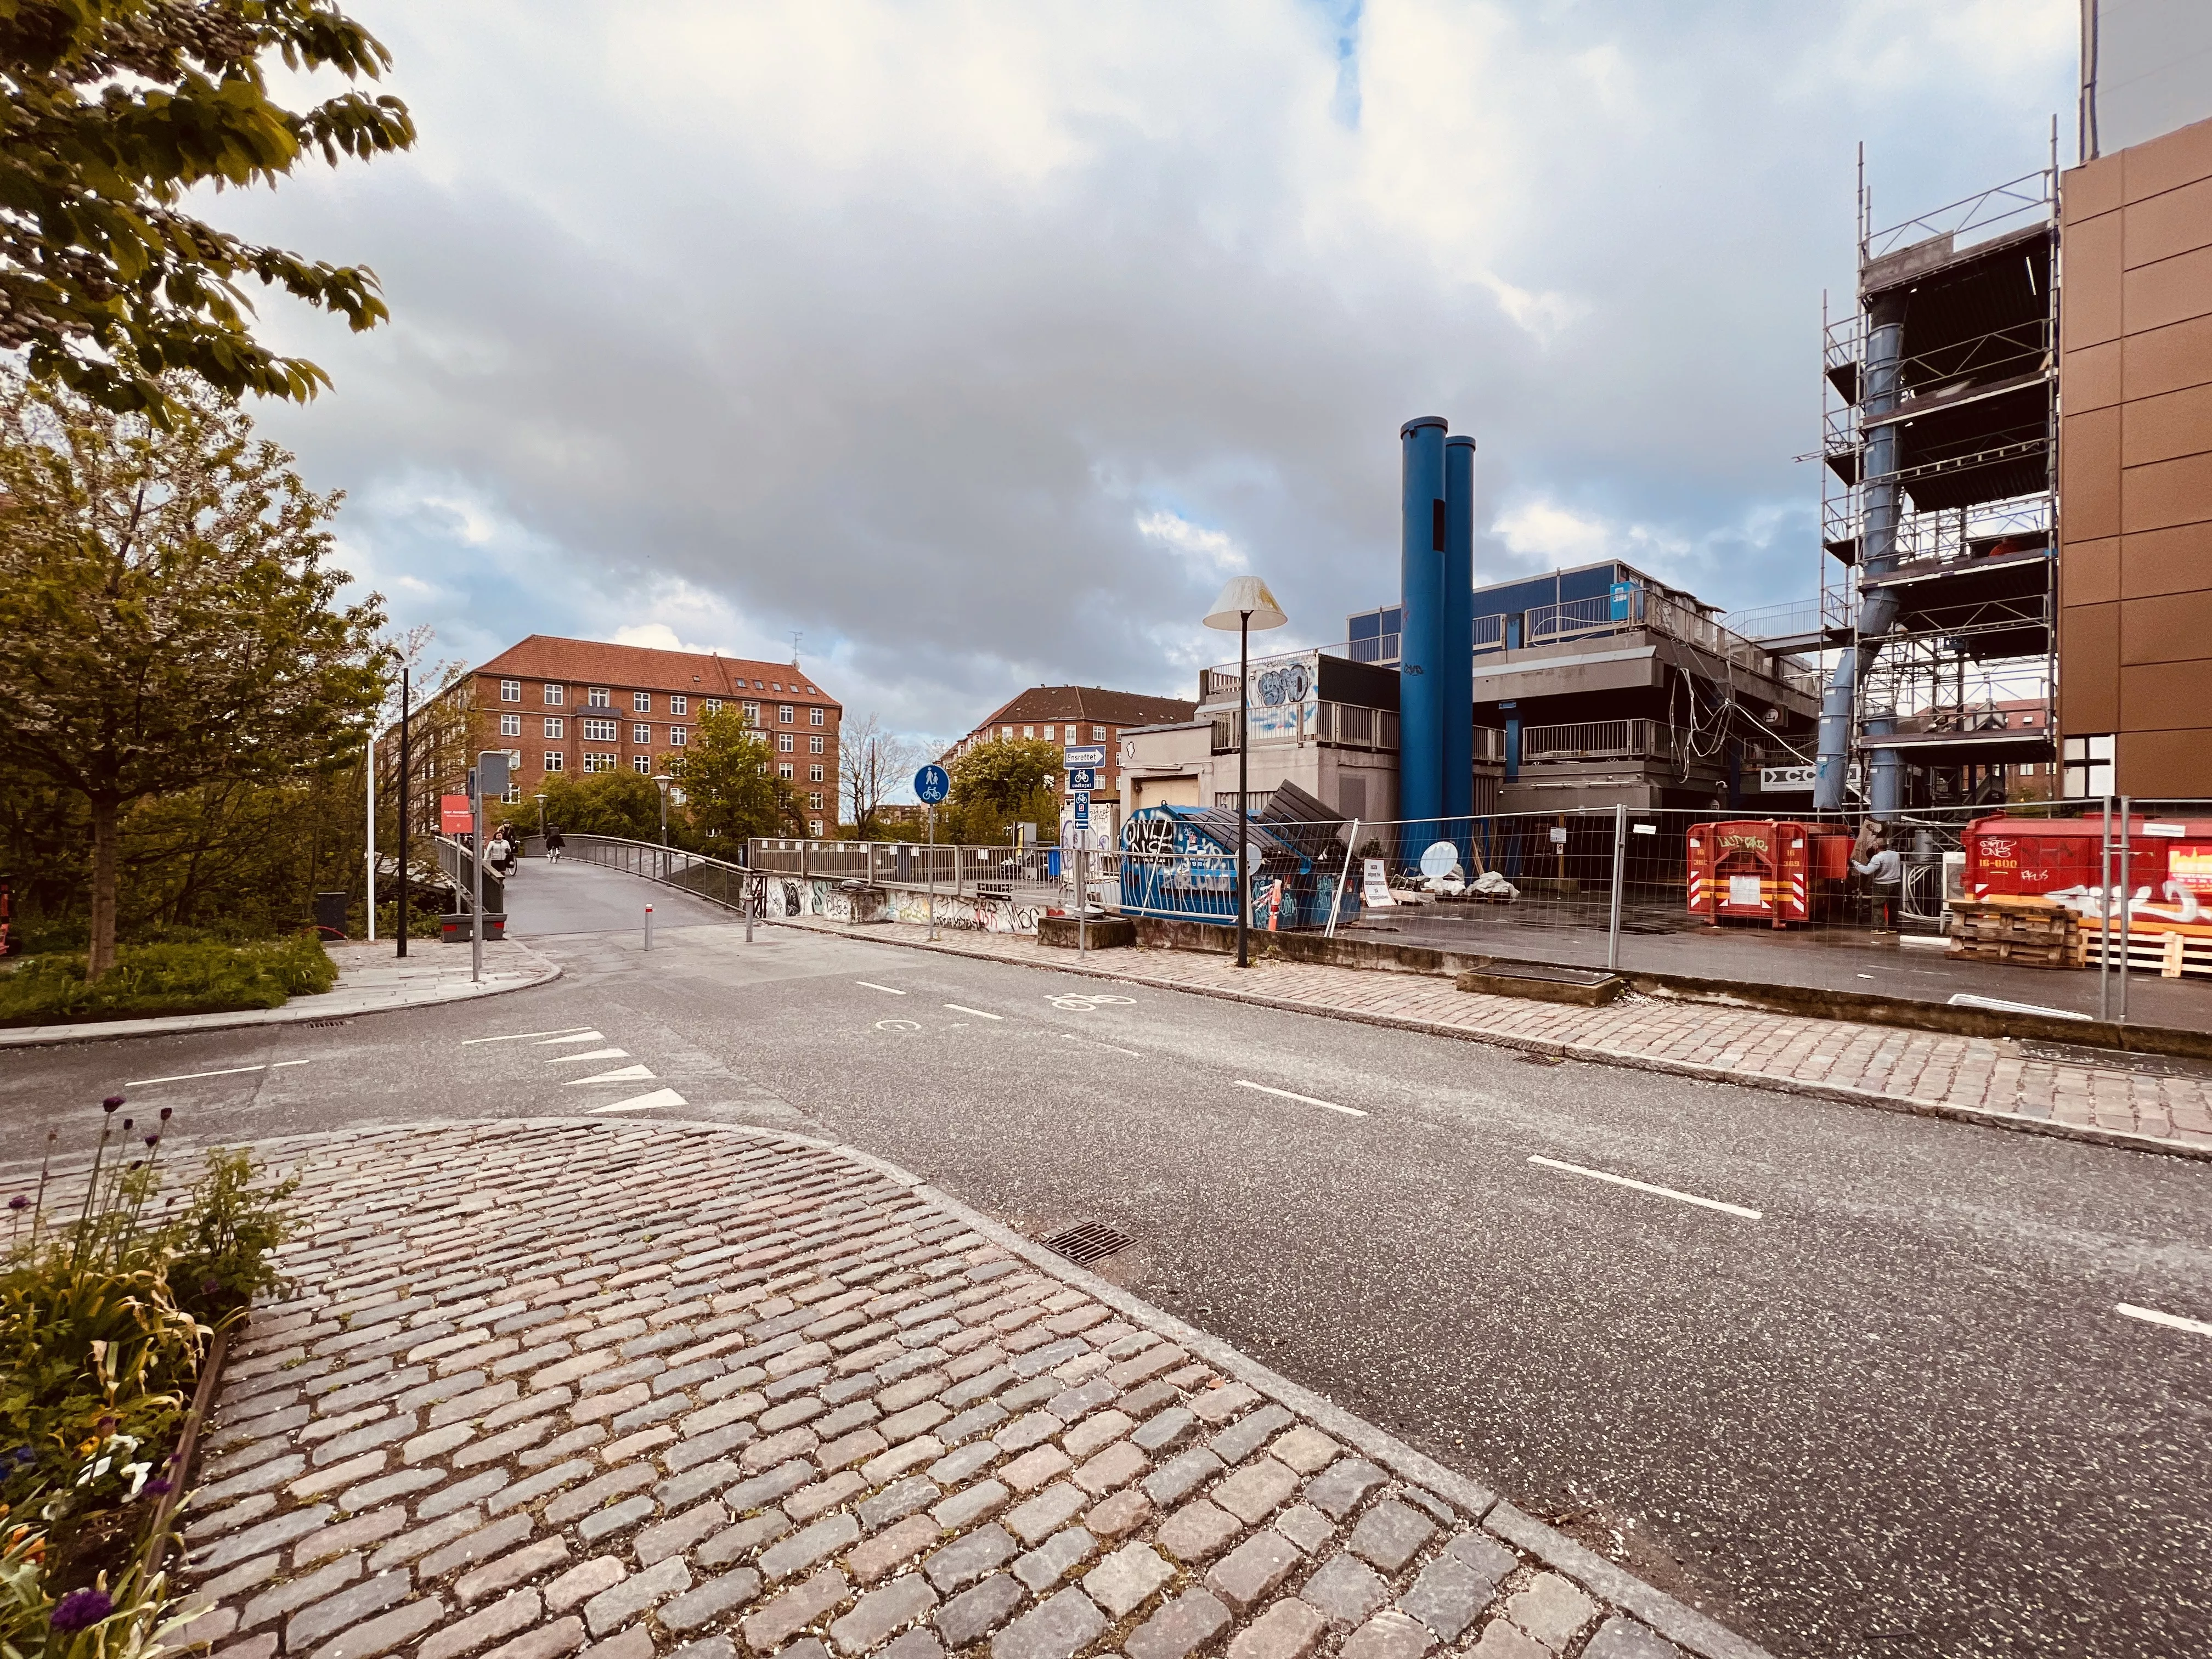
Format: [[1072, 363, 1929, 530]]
[[653, 774, 674, 880], [1203, 576, 1288, 968], [535, 793, 548, 840]]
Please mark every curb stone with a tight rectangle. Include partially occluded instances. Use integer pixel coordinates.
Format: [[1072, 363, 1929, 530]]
[[766, 918, 2212, 1165], [161, 1118, 1776, 1659]]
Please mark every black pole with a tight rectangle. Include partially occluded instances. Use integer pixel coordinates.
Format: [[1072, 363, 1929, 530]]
[[396, 665, 410, 959], [1236, 611, 1249, 969]]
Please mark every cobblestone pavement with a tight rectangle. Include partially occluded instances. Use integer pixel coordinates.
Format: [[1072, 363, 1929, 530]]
[[175, 1121, 1762, 1659], [0, 941, 561, 1051], [771, 918, 2212, 1157]]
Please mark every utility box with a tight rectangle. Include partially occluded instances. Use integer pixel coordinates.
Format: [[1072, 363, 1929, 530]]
[[312, 891, 351, 940], [441, 912, 507, 943], [1687, 820, 1852, 928]]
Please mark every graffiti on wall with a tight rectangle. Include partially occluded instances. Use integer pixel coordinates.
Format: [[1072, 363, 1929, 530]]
[[798, 879, 1039, 935]]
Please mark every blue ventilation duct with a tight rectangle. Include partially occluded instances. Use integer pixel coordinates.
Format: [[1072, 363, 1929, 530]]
[[1442, 435, 1477, 825], [1399, 417, 1448, 830]]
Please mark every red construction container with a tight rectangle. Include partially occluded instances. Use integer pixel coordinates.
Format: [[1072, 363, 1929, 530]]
[[1961, 814, 2212, 899], [1687, 820, 1853, 927]]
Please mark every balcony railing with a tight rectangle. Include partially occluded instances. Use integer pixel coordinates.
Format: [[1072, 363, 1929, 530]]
[[1519, 719, 1681, 765], [1210, 703, 1401, 753]]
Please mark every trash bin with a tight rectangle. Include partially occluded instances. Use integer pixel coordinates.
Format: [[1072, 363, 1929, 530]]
[[439, 912, 507, 943], [313, 891, 350, 940]]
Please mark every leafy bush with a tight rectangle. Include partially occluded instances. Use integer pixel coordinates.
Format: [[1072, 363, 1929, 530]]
[[0, 936, 334, 1025]]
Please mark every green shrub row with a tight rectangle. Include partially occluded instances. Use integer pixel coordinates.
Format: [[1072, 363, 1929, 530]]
[[0, 936, 335, 1025]]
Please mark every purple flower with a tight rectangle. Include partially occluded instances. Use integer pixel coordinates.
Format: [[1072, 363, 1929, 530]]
[[7, 1196, 27, 1212], [200, 1279, 221, 1296], [101, 1097, 123, 1113], [143, 1477, 172, 1497], [144, 1135, 159, 1148], [121, 1119, 132, 1132], [158, 1108, 172, 1122], [50, 1590, 112, 1632]]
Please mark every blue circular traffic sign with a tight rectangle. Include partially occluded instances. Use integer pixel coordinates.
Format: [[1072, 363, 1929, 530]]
[[914, 764, 950, 805]]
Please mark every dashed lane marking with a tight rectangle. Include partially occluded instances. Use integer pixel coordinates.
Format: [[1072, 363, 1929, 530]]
[[943, 1003, 1003, 1020], [545, 1048, 629, 1064], [1528, 1154, 1763, 1220], [1234, 1080, 1367, 1118], [2117, 1302, 2212, 1339], [588, 1087, 689, 1114], [1062, 1034, 1140, 1057], [562, 1064, 657, 1086], [856, 982, 907, 995], [535, 1030, 608, 1046], [127, 1059, 312, 1087], [461, 1026, 598, 1046]]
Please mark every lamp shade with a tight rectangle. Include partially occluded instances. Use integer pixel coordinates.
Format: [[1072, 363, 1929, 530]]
[[1203, 575, 1289, 632]]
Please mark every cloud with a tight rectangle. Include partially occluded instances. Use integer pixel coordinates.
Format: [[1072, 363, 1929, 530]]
[[221, 0, 2075, 741]]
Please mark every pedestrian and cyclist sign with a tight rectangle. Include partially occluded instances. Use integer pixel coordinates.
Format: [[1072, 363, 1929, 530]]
[[914, 764, 950, 805]]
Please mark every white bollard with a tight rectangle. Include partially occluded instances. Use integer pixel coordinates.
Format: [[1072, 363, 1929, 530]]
[[645, 903, 654, 951]]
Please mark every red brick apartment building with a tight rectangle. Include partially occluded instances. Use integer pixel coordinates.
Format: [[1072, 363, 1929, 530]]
[[463, 636, 842, 836], [947, 685, 1197, 804]]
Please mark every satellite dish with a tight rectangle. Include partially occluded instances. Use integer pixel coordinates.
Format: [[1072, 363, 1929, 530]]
[[1419, 840, 1460, 879]]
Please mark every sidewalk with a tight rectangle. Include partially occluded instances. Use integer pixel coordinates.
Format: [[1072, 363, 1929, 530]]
[[0, 938, 560, 1049], [777, 918, 2212, 1160], [176, 1120, 1762, 1659]]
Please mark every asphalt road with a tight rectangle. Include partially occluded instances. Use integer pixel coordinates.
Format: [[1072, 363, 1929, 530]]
[[4, 859, 2208, 1658]]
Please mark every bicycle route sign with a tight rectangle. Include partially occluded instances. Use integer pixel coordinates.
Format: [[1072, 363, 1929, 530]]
[[914, 764, 950, 805]]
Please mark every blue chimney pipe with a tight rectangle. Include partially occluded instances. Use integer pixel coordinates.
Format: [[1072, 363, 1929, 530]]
[[1443, 435, 1476, 827], [1399, 417, 1448, 831]]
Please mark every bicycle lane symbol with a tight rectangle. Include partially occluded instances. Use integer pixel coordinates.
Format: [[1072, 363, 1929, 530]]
[[1046, 994, 1136, 1013]]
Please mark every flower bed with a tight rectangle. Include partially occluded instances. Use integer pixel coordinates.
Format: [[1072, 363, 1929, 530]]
[[2, 1098, 297, 1656], [0, 936, 336, 1027]]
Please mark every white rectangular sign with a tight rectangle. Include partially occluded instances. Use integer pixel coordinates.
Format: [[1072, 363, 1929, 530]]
[[1361, 857, 1395, 907], [1063, 745, 1107, 768]]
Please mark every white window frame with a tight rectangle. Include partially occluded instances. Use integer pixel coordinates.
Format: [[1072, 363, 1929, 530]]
[[810, 707, 825, 726], [588, 686, 611, 708], [810, 819, 823, 836], [632, 754, 652, 774], [583, 752, 617, 773], [742, 702, 760, 725], [499, 679, 521, 703], [670, 695, 688, 715], [703, 699, 721, 716], [544, 684, 564, 706], [809, 764, 824, 783], [633, 691, 651, 713], [777, 732, 794, 752], [670, 727, 688, 746], [543, 751, 565, 772], [499, 713, 522, 737], [633, 723, 652, 745], [779, 706, 795, 724], [582, 717, 618, 742], [544, 716, 565, 738], [778, 763, 794, 779]]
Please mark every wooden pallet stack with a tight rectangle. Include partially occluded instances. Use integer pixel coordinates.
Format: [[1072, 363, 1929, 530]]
[[1945, 895, 2083, 969]]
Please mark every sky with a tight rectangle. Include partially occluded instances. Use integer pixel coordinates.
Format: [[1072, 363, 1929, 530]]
[[223, 0, 2081, 764]]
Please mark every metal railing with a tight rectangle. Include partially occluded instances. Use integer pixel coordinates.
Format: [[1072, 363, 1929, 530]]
[[1519, 719, 1678, 764], [549, 834, 756, 916], [1477, 589, 1792, 683], [1209, 703, 1401, 754], [435, 835, 504, 914]]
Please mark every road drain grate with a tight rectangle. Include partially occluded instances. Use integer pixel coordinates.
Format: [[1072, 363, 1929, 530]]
[[1042, 1220, 1133, 1267], [304, 1019, 351, 1029]]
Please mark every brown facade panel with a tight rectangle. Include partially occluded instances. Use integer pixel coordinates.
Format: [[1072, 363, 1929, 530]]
[[2120, 112, 2212, 205], [2120, 448, 2212, 534], [2119, 519, 2212, 598], [2060, 406, 2122, 539], [2061, 152, 2124, 223], [2119, 588, 2212, 664], [2120, 728, 2212, 796], [2059, 208, 2124, 352], [2120, 311, 2212, 402], [2120, 658, 2212, 729], [2062, 339, 2122, 411], [2122, 242, 2212, 337], [2062, 535, 2120, 607], [2059, 601, 2121, 731], [2120, 380, 2212, 467], [2124, 173, 2212, 269]]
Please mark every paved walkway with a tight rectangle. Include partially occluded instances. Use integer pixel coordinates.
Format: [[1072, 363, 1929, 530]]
[[0, 939, 560, 1049], [174, 1122, 1751, 1659], [775, 918, 2212, 1159]]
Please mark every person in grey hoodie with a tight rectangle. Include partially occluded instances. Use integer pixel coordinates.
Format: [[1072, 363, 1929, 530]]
[[1852, 824, 1902, 932]]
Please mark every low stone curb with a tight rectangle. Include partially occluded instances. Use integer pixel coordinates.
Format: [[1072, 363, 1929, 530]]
[[0, 939, 563, 1049], [770, 918, 2211, 1165], [167, 1118, 1776, 1659]]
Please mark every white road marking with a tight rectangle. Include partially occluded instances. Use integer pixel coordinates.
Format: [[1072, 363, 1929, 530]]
[[562, 1065, 656, 1085], [2117, 1302, 2212, 1338], [462, 1026, 598, 1046], [943, 1003, 1003, 1020], [1062, 1034, 1140, 1057], [589, 1087, 689, 1114], [856, 982, 907, 995], [876, 1019, 923, 1032], [535, 1030, 607, 1046], [545, 1048, 629, 1064], [1235, 1080, 1367, 1118], [126, 1059, 312, 1087], [1528, 1154, 1762, 1220]]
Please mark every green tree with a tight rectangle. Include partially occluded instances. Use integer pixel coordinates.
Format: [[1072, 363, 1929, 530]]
[[947, 736, 1060, 844], [0, 0, 414, 417], [0, 368, 386, 974], [523, 770, 668, 843], [681, 707, 799, 849]]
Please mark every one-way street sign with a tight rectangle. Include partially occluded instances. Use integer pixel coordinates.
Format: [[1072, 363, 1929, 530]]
[[1064, 745, 1107, 768]]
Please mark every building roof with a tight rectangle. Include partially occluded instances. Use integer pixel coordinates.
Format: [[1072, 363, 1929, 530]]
[[475, 635, 837, 702], [970, 684, 1196, 733]]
